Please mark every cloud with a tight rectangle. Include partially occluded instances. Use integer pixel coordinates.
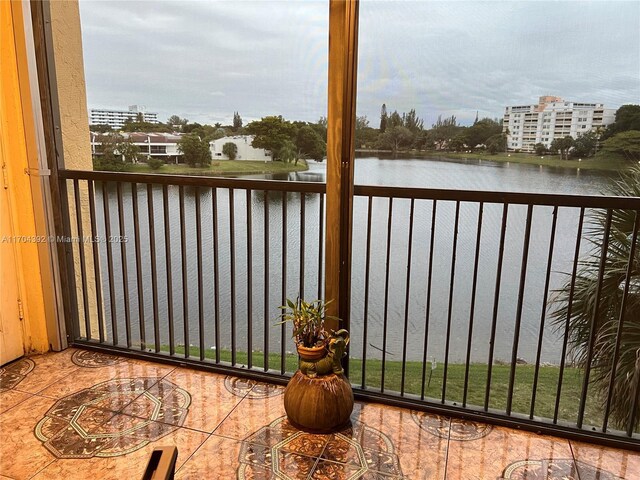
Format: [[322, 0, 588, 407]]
[[79, 0, 639, 126]]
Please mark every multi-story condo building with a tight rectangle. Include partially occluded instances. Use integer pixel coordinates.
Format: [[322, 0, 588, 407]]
[[89, 105, 159, 130], [90, 132, 182, 163], [503, 96, 615, 152]]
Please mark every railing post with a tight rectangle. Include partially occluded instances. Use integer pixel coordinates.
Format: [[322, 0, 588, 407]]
[[325, 0, 359, 360]]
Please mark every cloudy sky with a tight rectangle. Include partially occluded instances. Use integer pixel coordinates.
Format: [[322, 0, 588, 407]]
[[80, 0, 639, 127]]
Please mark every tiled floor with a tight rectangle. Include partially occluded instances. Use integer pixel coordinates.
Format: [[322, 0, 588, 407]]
[[0, 349, 638, 479]]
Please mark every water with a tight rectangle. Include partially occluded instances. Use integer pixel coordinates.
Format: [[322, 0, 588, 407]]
[[82, 156, 617, 365]]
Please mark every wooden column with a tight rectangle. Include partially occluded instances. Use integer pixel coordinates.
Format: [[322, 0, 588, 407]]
[[324, 0, 359, 333]]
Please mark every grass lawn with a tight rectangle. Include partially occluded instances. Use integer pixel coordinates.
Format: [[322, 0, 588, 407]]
[[157, 344, 615, 430], [122, 159, 309, 176], [428, 151, 632, 172]]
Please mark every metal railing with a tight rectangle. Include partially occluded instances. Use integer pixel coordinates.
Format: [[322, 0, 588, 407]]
[[59, 169, 640, 449]]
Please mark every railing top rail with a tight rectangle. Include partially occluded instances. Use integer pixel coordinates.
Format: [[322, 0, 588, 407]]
[[60, 169, 640, 210], [59, 169, 327, 193], [354, 184, 640, 210]]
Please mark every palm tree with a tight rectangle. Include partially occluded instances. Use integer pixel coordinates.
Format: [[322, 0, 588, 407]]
[[552, 167, 640, 430]]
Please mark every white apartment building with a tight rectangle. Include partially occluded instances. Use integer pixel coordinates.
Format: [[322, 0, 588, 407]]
[[503, 96, 615, 152], [209, 135, 272, 161], [89, 105, 159, 130]]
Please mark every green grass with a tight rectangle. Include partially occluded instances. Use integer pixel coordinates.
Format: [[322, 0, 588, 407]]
[[428, 151, 632, 171], [157, 344, 614, 429], [120, 159, 308, 176]]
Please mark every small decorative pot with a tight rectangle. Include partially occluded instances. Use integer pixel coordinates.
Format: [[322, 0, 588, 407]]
[[296, 344, 326, 361]]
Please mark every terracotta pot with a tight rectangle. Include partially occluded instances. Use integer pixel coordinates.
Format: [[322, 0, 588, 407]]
[[296, 344, 326, 361]]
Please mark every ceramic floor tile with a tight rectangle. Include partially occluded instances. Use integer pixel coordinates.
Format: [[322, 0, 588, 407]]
[[0, 389, 32, 414], [138, 368, 245, 433], [570, 439, 640, 479], [355, 403, 449, 480], [175, 433, 246, 479], [213, 388, 288, 440], [37, 357, 175, 400], [30, 425, 208, 480], [445, 425, 575, 480], [0, 395, 58, 480], [10, 349, 79, 395]]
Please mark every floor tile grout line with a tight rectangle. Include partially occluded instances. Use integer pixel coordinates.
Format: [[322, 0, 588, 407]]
[[174, 382, 254, 475], [25, 459, 56, 480], [443, 416, 451, 480], [568, 439, 584, 480], [305, 437, 330, 480]]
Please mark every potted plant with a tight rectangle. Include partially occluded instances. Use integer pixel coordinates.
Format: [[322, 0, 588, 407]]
[[277, 297, 354, 432], [277, 297, 335, 361]]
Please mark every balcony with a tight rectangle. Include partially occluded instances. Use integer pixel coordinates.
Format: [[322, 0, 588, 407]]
[[1, 348, 637, 479]]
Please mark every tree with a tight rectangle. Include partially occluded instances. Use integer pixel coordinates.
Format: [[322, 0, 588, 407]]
[[429, 115, 461, 150], [233, 112, 243, 131], [278, 140, 297, 163], [122, 119, 170, 133], [166, 115, 188, 131], [222, 142, 238, 160], [117, 138, 141, 163], [402, 109, 424, 133], [379, 104, 388, 133], [93, 132, 127, 171], [551, 167, 640, 429], [178, 134, 212, 167], [379, 126, 413, 152], [90, 124, 112, 133], [571, 131, 598, 158], [485, 133, 506, 155], [465, 118, 502, 150], [601, 131, 640, 162], [534, 143, 547, 156], [550, 136, 574, 160], [296, 125, 325, 163], [448, 134, 467, 152], [245, 116, 296, 161], [603, 104, 640, 139]]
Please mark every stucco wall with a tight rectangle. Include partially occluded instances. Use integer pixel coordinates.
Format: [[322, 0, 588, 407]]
[[49, 0, 100, 338]]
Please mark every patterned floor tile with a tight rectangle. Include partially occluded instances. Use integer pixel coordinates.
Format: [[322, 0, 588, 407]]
[[0, 358, 35, 391], [570, 440, 640, 479]]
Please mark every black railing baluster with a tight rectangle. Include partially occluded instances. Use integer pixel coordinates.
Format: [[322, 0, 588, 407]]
[[87, 181, 105, 343], [530, 205, 558, 418], [281, 192, 288, 374], [506, 204, 533, 415], [463, 202, 483, 407], [132, 183, 146, 351], [196, 188, 204, 362], [162, 185, 175, 356], [362, 196, 373, 389], [381, 198, 393, 393], [421, 200, 437, 400], [604, 211, 639, 432], [300, 193, 306, 299], [102, 182, 117, 345], [400, 199, 415, 396], [229, 188, 237, 365], [212, 188, 221, 363], [554, 207, 584, 424], [577, 209, 613, 429], [318, 194, 324, 300], [179, 186, 189, 359], [147, 184, 160, 353], [247, 189, 253, 369], [264, 191, 270, 372], [442, 200, 460, 403], [73, 179, 91, 341], [117, 182, 132, 348], [627, 351, 640, 436], [485, 203, 509, 411]]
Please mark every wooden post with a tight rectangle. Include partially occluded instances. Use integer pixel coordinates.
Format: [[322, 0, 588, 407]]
[[325, 0, 359, 334]]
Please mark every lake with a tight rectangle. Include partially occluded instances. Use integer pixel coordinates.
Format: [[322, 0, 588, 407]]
[[88, 156, 618, 365]]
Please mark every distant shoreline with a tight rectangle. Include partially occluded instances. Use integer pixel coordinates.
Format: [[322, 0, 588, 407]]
[[356, 149, 631, 172]]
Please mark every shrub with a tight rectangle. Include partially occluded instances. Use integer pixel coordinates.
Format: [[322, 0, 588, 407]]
[[147, 157, 164, 170]]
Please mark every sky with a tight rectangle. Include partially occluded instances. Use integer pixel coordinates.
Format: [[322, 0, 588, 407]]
[[79, 0, 640, 127]]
